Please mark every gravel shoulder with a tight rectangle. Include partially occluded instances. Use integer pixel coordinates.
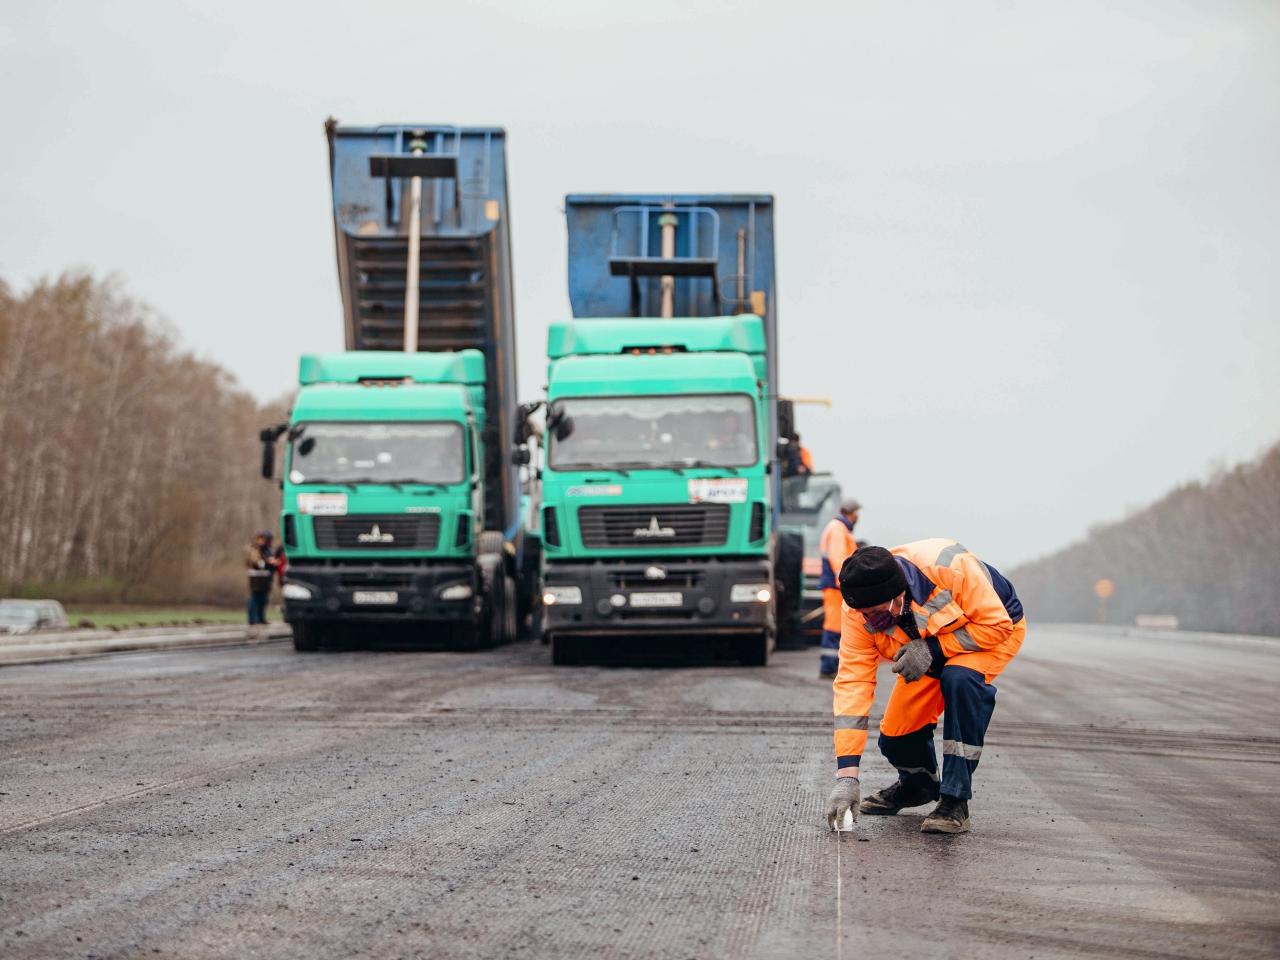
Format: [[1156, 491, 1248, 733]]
[[0, 626, 1276, 958]]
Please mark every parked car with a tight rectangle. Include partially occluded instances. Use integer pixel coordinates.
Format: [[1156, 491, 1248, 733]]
[[0, 599, 70, 635]]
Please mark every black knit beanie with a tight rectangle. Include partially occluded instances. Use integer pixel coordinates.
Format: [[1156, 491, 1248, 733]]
[[839, 546, 908, 608]]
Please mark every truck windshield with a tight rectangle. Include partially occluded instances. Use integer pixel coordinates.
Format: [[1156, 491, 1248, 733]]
[[549, 394, 756, 470], [288, 422, 465, 485]]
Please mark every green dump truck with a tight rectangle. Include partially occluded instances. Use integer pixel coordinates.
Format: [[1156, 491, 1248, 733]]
[[259, 123, 535, 650], [537, 195, 802, 665]]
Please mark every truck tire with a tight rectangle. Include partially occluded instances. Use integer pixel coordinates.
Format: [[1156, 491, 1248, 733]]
[[738, 630, 771, 667], [773, 530, 805, 648], [516, 531, 543, 637], [502, 573, 519, 644], [476, 558, 504, 649], [291, 622, 320, 652]]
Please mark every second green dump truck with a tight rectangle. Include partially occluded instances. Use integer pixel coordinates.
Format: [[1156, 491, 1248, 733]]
[[538, 195, 802, 665], [261, 122, 535, 650]]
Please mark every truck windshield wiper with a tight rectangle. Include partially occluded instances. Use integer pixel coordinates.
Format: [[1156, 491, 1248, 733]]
[[553, 462, 630, 477], [341, 477, 453, 491], [680, 460, 739, 475], [302, 479, 357, 491]]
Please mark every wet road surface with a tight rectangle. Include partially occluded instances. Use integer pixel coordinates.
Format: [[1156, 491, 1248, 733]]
[[1, 625, 1277, 958]]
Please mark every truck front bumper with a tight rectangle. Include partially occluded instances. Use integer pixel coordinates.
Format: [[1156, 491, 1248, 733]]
[[542, 558, 774, 638], [281, 563, 479, 624]]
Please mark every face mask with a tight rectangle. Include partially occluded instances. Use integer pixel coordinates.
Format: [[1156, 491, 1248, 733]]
[[862, 594, 903, 633]]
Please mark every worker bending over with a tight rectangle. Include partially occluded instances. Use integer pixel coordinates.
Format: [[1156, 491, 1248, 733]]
[[825, 540, 1026, 834], [817, 499, 861, 679]]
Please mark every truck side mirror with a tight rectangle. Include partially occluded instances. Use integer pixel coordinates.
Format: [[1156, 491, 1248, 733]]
[[514, 400, 543, 445], [261, 438, 275, 480], [551, 415, 574, 443], [259, 423, 286, 481]]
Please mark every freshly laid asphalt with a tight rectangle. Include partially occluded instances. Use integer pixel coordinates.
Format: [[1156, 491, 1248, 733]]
[[1, 624, 1276, 959]]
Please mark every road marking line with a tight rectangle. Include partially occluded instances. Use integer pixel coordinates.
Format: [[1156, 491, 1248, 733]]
[[836, 827, 844, 960]]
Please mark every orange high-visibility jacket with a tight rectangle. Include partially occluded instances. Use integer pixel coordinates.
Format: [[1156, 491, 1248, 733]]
[[817, 516, 857, 591], [832, 538, 1024, 776]]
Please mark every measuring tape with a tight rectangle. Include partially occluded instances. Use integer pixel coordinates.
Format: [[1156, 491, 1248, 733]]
[[833, 809, 854, 960]]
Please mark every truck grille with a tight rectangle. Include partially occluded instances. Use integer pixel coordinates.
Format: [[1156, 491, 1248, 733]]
[[312, 515, 441, 551], [607, 567, 706, 590], [578, 504, 730, 549]]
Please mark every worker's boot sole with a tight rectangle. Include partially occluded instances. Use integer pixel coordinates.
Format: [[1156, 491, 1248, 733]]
[[859, 786, 939, 816]]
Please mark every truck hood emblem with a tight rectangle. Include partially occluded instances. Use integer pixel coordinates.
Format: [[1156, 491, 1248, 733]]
[[633, 516, 676, 539], [357, 523, 395, 544]]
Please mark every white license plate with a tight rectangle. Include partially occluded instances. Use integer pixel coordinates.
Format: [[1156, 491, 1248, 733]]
[[352, 591, 398, 605], [629, 591, 683, 608]]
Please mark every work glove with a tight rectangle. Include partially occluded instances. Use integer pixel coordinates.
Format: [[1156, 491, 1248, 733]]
[[892, 638, 934, 683], [826, 777, 860, 830]]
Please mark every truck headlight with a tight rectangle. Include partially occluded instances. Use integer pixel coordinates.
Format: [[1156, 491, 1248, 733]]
[[439, 583, 473, 601], [730, 583, 771, 604], [542, 585, 582, 606], [282, 583, 313, 601]]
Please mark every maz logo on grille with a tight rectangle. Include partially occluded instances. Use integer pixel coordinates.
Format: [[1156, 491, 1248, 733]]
[[633, 516, 676, 539], [357, 524, 395, 544]]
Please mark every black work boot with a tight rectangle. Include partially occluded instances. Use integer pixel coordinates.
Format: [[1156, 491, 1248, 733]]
[[921, 796, 970, 834], [859, 779, 940, 815]]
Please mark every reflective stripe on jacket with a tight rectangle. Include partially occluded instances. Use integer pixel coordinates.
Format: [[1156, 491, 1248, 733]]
[[832, 538, 1024, 776]]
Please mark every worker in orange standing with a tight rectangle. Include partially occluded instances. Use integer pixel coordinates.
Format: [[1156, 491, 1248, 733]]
[[798, 436, 814, 475], [825, 540, 1026, 834], [817, 499, 861, 679]]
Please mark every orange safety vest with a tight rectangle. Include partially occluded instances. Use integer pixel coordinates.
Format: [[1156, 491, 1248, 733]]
[[818, 516, 857, 632]]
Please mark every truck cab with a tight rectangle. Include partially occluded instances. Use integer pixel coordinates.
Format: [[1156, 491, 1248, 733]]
[[271, 351, 515, 647], [541, 317, 775, 661]]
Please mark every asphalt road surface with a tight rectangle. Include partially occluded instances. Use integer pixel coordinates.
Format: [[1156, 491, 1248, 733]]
[[1, 625, 1277, 959]]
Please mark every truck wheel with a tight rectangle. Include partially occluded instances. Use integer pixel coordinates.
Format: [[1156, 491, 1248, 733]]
[[738, 631, 770, 667], [502, 573, 519, 644], [516, 531, 543, 631], [476, 559, 504, 649], [291, 622, 320, 652], [773, 530, 805, 648]]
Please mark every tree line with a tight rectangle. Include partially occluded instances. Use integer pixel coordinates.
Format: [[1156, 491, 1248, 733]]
[[1010, 442, 1280, 636], [0, 273, 284, 604]]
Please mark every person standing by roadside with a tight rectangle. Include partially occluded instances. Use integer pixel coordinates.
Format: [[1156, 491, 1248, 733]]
[[817, 499, 860, 679], [246, 531, 280, 625]]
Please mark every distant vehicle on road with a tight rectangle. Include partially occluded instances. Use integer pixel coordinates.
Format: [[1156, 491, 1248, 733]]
[[0, 599, 69, 635], [779, 472, 845, 645]]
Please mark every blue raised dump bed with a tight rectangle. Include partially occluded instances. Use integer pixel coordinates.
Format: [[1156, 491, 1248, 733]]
[[562, 193, 781, 480], [324, 120, 519, 534]]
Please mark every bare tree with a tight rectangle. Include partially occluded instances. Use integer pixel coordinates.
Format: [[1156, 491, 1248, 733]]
[[0, 272, 283, 603], [1011, 445, 1280, 635]]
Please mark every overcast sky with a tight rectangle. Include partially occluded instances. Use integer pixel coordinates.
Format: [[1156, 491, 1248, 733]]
[[2, 0, 1277, 567]]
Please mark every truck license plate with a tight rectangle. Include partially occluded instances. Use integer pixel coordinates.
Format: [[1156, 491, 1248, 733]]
[[352, 591, 398, 605], [629, 591, 682, 608]]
